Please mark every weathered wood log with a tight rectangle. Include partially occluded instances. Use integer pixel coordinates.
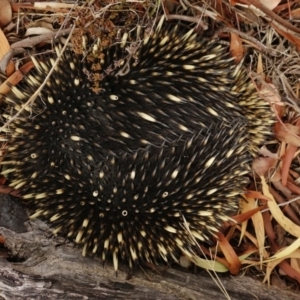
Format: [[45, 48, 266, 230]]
[[0, 194, 298, 300]]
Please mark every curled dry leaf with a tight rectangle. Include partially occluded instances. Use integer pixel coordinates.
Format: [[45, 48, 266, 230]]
[[258, 146, 279, 158], [0, 28, 14, 76], [275, 122, 300, 146], [252, 156, 280, 181], [0, 0, 12, 28], [264, 249, 300, 285], [261, 176, 300, 238], [267, 238, 300, 262], [263, 241, 300, 285], [270, 185, 300, 227]]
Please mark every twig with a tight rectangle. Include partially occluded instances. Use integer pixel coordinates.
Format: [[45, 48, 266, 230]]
[[240, 0, 300, 35], [0, 48, 25, 74], [11, 28, 73, 49], [213, 27, 281, 57]]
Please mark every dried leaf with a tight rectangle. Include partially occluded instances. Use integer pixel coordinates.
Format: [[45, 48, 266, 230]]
[[261, 176, 300, 238], [0, 61, 34, 96], [264, 252, 300, 285], [25, 27, 54, 36], [259, 0, 281, 11], [0, 28, 10, 60], [267, 239, 300, 261], [0, 28, 14, 76], [0, 0, 12, 28], [240, 195, 268, 260], [291, 257, 300, 273], [275, 122, 300, 146], [217, 232, 241, 274], [252, 156, 280, 180], [230, 32, 244, 62], [291, 7, 300, 18], [256, 53, 264, 76]]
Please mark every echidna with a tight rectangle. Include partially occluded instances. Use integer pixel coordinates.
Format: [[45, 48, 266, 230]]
[[20, 125, 250, 270], [1, 19, 273, 269]]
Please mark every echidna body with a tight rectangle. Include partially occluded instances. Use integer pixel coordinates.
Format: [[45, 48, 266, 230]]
[[1, 21, 272, 269], [23, 125, 249, 269]]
